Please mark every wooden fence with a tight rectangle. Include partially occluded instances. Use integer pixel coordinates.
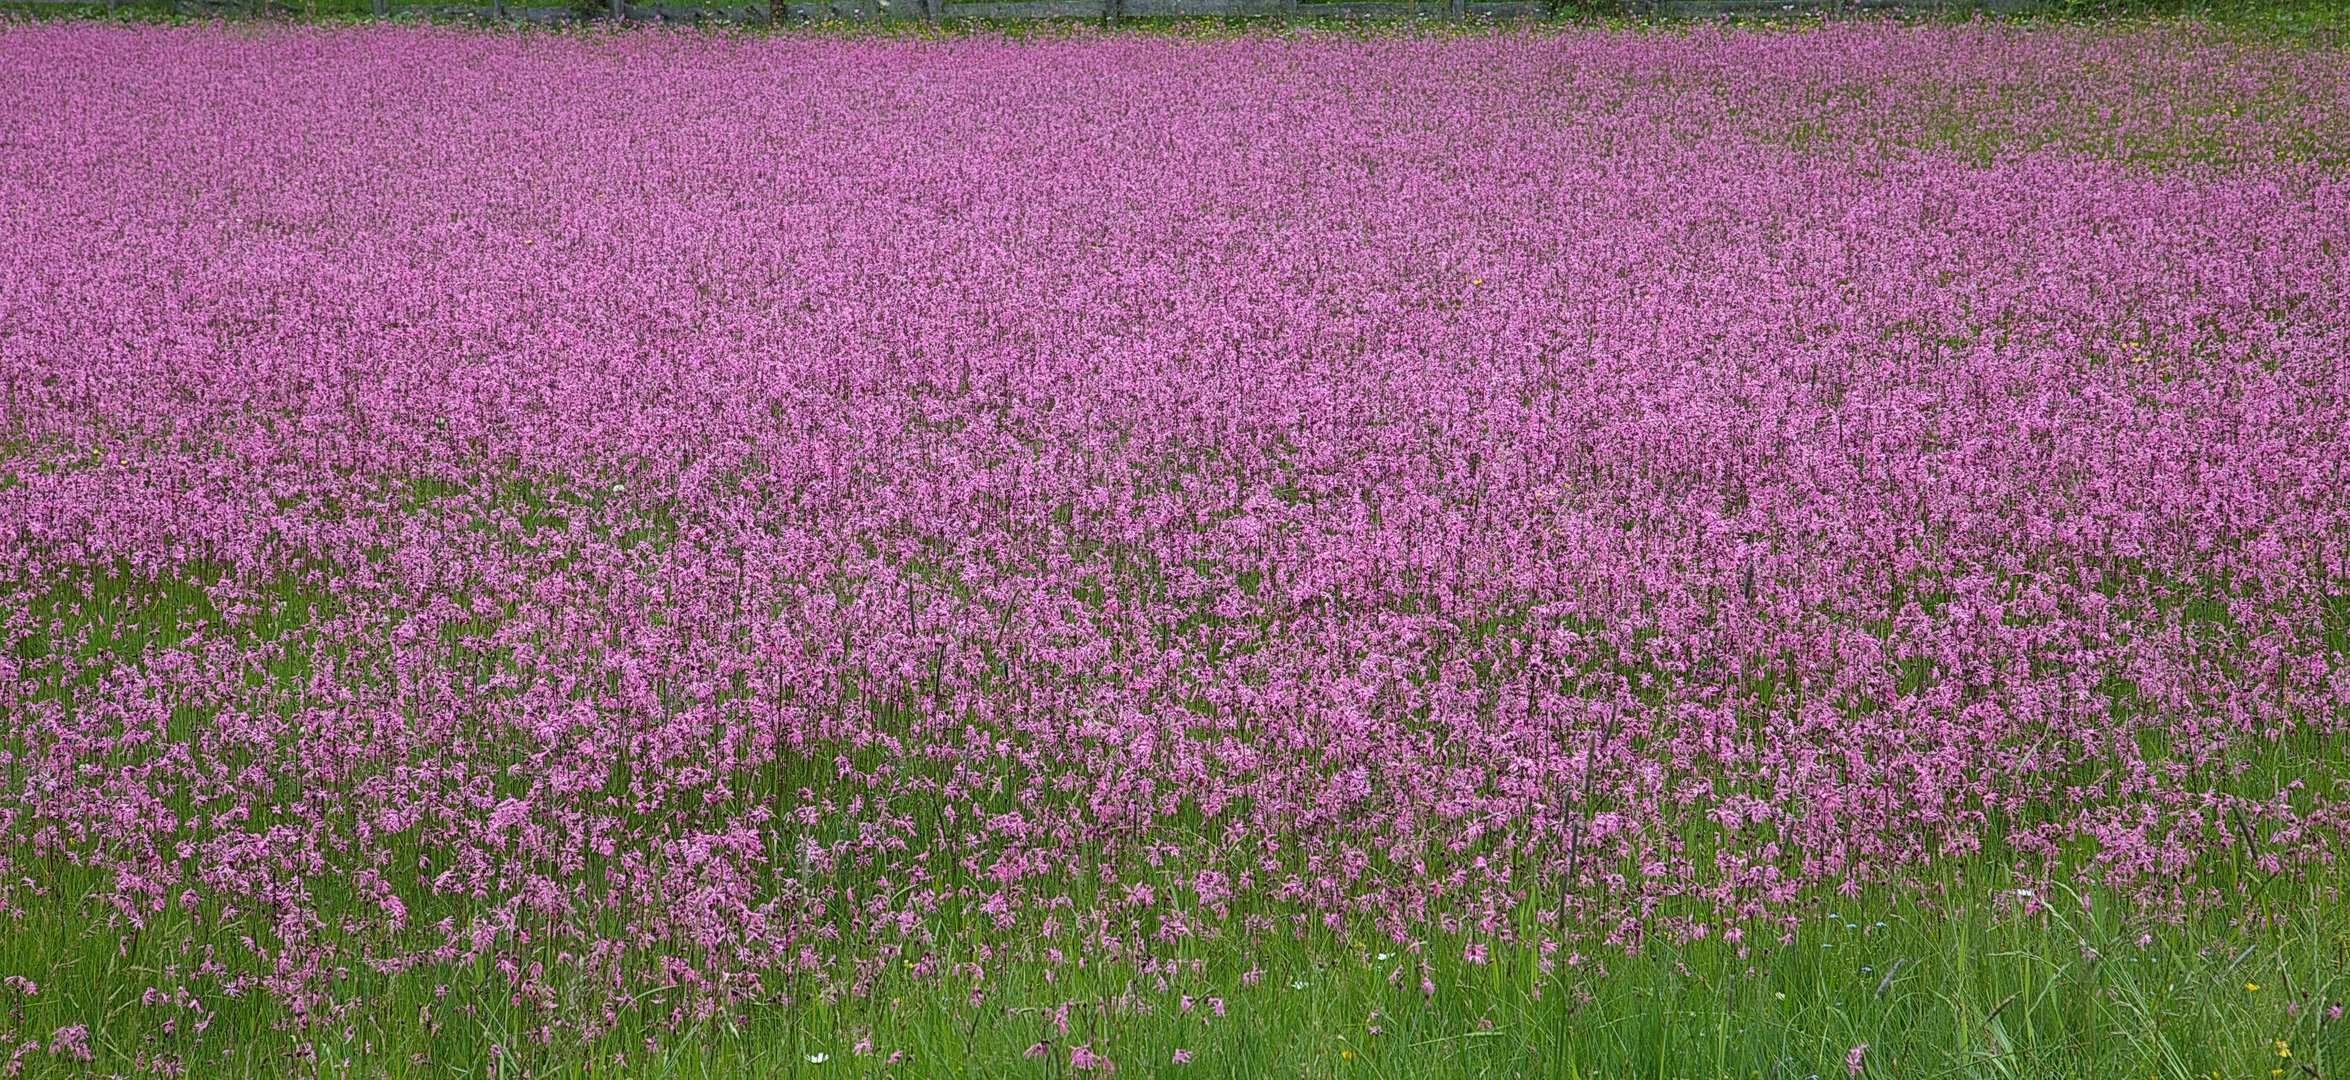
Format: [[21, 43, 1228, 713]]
[[4, 0, 1548, 18], [7, 0, 2034, 21], [1628, 0, 2037, 15], [366, 0, 1550, 20]]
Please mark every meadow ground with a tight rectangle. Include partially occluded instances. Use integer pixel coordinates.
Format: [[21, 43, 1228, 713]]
[[2, 15, 2349, 1079]]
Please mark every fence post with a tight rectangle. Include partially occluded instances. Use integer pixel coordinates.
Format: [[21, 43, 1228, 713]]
[[373, 0, 387, 15], [610, 0, 622, 18], [1448, 0, 1462, 17], [1103, 0, 1117, 26]]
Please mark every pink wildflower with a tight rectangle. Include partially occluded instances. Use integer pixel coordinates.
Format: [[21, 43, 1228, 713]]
[[48, 1027, 92, 1064]]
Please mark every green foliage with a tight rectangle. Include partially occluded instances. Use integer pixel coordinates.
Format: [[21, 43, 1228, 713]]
[[1, 865, 2346, 1076]]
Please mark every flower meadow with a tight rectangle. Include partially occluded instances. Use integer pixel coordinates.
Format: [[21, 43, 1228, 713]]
[[3, 18, 2350, 1078]]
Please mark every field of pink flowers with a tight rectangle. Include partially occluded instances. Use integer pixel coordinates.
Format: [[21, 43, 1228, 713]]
[[2, 19, 2349, 1077]]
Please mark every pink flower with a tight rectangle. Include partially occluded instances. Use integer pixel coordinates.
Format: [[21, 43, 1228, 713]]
[[1171, 1049, 1193, 1064], [1069, 1043, 1114, 1073], [1846, 1043, 1868, 1076], [2, 23, 2345, 1050], [47, 1027, 92, 1064]]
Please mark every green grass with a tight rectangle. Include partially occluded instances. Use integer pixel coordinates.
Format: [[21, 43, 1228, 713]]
[[0, 861, 2346, 1077]]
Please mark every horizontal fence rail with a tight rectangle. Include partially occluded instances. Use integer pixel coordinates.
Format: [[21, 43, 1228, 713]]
[[1, 0, 2037, 20], [1629, 0, 2036, 14], [349, 0, 1550, 18]]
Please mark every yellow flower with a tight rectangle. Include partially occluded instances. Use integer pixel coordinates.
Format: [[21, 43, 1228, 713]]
[[2247, 982, 2261, 991], [2277, 1040, 2291, 1058], [1341, 1050, 1356, 1060]]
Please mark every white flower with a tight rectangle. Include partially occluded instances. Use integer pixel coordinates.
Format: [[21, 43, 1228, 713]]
[[1291, 980, 1309, 990], [805, 1053, 830, 1064]]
